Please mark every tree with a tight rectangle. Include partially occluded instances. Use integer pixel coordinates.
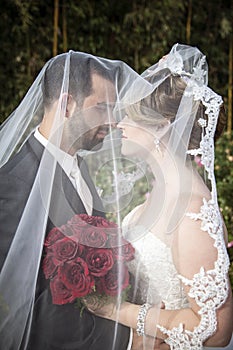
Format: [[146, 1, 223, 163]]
[[1, 0, 231, 122], [53, 0, 59, 56]]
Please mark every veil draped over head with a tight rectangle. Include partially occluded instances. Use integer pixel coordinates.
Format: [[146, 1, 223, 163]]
[[0, 44, 231, 350], [0, 51, 147, 350], [98, 43, 229, 349], [117, 43, 227, 226]]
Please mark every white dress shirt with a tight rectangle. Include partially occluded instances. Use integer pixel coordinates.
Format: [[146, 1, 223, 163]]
[[34, 128, 93, 215]]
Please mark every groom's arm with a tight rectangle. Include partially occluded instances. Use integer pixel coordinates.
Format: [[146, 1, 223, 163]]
[[0, 173, 32, 271]]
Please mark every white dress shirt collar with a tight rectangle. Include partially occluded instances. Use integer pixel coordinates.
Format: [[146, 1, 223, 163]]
[[34, 127, 76, 177]]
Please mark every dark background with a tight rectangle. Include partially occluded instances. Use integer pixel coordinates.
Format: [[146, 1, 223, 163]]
[[0, 0, 232, 286]]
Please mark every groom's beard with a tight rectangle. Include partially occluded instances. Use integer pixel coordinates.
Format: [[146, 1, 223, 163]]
[[61, 112, 110, 153], [79, 125, 110, 151]]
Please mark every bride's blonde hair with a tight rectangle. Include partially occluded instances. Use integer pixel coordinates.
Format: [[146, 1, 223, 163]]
[[126, 74, 226, 150]]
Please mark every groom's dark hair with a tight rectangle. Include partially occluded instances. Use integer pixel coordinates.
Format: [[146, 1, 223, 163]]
[[42, 51, 115, 109]]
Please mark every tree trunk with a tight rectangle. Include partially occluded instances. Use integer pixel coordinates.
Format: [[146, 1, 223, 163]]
[[62, 0, 67, 52], [132, 1, 139, 71], [227, 34, 232, 135], [186, 0, 192, 44], [26, 30, 31, 80], [53, 0, 59, 56]]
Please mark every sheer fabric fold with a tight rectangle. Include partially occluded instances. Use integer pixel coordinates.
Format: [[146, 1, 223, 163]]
[[0, 44, 231, 350], [0, 51, 143, 350], [99, 43, 231, 349]]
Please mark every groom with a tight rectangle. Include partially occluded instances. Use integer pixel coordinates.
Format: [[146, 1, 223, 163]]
[[0, 52, 131, 350]]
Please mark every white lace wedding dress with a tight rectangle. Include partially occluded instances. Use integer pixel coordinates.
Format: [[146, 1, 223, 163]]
[[123, 206, 189, 310], [122, 204, 232, 350]]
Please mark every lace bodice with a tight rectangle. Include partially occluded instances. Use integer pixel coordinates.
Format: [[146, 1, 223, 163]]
[[123, 199, 230, 350], [123, 207, 189, 310]]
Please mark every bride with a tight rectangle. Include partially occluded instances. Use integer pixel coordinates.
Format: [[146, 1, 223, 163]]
[[87, 44, 233, 349]]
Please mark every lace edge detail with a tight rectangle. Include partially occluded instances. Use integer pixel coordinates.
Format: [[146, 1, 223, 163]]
[[157, 82, 229, 349]]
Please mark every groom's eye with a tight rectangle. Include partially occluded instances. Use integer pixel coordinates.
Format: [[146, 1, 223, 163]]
[[96, 103, 115, 111]]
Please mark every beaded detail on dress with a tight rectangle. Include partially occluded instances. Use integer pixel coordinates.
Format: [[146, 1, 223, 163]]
[[122, 223, 189, 309]]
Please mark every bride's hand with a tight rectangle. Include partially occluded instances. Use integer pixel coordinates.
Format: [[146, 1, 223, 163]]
[[83, 296, 117, 320]]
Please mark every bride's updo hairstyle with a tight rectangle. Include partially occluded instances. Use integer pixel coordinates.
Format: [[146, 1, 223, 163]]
[[126, 72, 226, 151]]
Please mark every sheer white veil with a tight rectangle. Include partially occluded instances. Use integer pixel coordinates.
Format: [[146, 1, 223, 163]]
[[0, 44, 230, 350], [0, 51, 147, 349], [106, 43, 230, 348], [116, 43, 226, 231]]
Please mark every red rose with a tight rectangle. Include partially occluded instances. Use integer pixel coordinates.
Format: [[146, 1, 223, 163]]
[[42, 254, 57, 279], [49, 236, 79, 265], [78, 226, 108, 248], [98, 263, 129, 296], [43, 215, 132, 306], [70, 240, 86, 257], [66, 214, 88, 237], [50, 275, 75, 305], [44, 227, 66, 247], [58, 257, 94, 298], [74, 214, 117, 229], [68, 214, 89, 227], [86, 248, 114, 277], [88, 216, 117, 228], [113, 242, 135, 262], [60, 224, 77, 237], [84, 216, 119, 237]]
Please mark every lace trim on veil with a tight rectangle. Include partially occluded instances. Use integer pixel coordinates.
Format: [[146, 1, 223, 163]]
[[157, 67, 230, 349]]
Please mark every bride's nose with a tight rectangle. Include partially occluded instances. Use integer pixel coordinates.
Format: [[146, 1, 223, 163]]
[[117, 115, 128, 129], [117, 122, 123, 130]]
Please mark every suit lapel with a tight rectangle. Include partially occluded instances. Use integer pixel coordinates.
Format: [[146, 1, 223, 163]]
[[49, 164, 88, 227], [78, 156, 105, 217], [28, 135, 86, 225], [28, 134, 105, 225]]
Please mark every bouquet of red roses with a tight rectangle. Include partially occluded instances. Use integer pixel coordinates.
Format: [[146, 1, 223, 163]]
[[42, 214, 135, 306]]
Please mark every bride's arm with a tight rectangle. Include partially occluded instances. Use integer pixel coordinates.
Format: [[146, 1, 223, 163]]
[[171, 208, 233, 347], [88, 201, 233, 347]]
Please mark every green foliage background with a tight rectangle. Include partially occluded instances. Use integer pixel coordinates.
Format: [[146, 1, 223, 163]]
[[0, 0, 232, 286], [0, 0, 232, 121], [215, 132, 233, 287]]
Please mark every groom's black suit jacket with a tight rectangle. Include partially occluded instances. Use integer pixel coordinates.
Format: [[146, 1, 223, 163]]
[[0, 135, 130, 350]]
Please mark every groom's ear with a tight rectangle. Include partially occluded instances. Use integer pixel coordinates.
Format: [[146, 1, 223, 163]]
[[62, 93, 77, 118]]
